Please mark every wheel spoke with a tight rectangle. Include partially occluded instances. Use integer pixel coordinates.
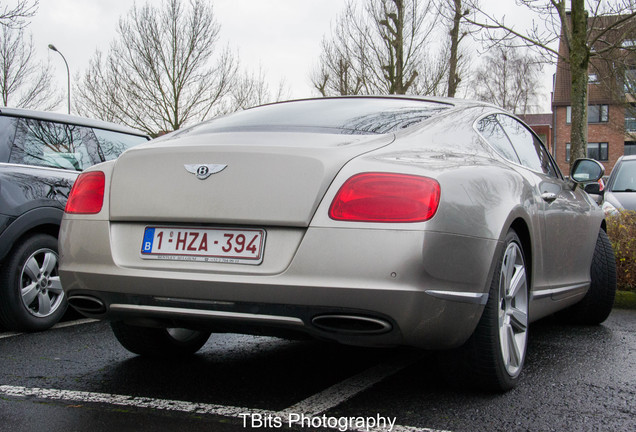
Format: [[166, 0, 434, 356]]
[[48, 276, 63, 294], [42, 252, 57, 275], [23, 257, 41, 281], [509, 307, 528, 332], [505, 247, 517, 288], [38, 292, 52, 315], [499, 324, 510, 364], [506, 324, 522, 368], [508, 266, 526, 299], [21, 282, 39, 306]]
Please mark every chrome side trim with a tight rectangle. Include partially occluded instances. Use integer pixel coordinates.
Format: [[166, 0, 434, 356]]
[[424, 290, 488, 305], [109, 304, 304, 326], [531, 283, 589, 300]]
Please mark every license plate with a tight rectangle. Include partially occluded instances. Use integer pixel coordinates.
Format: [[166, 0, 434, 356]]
[[140, 226, 266, 265]]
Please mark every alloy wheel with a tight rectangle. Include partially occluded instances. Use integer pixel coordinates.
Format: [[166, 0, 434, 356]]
[[497, 241, 528, 377], [19, 248, 65, 318]]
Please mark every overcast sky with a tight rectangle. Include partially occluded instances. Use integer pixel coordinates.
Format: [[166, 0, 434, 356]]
[[25, 0, 554, 113]]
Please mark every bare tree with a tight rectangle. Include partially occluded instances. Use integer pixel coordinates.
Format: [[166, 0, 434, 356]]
[[75, 0, 237, 135], [312, 0, 447, 96], [222, 66, 290, 112], [466, 0, 636, 171], [0, 0, 38, 28], [471, 45, 543, 114], [0, 25, 61, 110]]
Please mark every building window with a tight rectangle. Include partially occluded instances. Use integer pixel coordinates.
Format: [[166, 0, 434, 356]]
[[565, 105, 609, 124], [626, 105, 636, 132], [566, 142, 609, 162], [588, 105, 609, 123], [626, 141, 636, 156], [588, 73, 599, 84]]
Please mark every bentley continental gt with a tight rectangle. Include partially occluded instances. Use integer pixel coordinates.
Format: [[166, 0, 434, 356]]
[[58, 97, 616, 391]]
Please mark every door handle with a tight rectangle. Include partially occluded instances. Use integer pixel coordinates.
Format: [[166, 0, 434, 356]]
[[541, 192, 557, 203]]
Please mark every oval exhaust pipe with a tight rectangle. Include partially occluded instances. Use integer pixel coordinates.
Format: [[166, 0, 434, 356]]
[[68, 295, 107, 315], [312, 315, 392, 334]]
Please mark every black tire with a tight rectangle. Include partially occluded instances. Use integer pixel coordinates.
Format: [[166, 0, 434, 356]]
[[460, 230, 529, 392], [0, 233, 67, 332], [560, 229, 617, 325], [111, 321, 211, 357]]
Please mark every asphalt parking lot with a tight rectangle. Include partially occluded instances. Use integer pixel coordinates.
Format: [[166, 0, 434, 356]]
[[1, 309, 635, 432]]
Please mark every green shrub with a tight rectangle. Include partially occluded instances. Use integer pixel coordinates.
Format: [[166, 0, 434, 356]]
[[606, 210, 636, 292]]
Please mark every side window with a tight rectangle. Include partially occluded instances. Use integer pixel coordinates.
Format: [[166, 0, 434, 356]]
[[91, 128, 148, 162], [497, 115, 558, 178], [8, 119, 93, 171], [0, 116, 17, 163], [476, 115, 520, 164]]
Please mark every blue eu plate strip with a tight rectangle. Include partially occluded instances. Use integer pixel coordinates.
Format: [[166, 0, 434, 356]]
[[141, 228, 155, 254]]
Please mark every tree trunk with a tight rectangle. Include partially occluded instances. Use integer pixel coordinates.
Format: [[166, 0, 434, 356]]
[[568, 0, 589, 172], [394, 0, 405, 94], [447, 0, 462, 97]]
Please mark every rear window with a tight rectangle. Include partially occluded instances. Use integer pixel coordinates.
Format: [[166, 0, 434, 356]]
[[177, 98, 451, 136], [92, 128, 149, 162]]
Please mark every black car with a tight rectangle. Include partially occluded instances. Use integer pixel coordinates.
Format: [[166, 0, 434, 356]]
[[0, 108, 149, 332]]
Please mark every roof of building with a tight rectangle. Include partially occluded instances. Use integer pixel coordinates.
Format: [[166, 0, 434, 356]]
[[552, 13, 636, 106], [518, 113, 553, 126]]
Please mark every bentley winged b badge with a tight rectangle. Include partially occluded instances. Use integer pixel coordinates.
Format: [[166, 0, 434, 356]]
[[184, 163, 227, 180]]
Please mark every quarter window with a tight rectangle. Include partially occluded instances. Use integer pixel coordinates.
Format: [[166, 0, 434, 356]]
[[476, 115, 520, 164], [497, 115, 558, 177]]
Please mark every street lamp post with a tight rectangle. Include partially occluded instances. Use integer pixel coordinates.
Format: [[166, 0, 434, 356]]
[[48, 44, 70, 114]]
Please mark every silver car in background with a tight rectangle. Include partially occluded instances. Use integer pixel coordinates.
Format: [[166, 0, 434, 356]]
[[58, 97, 616, 391], [600, 155, 636, 214]]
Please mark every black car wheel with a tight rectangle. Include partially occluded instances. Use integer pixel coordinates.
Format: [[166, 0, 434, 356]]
[[111, 321, 211, 357], [560, 229, 617, 325], [0, 233, 67, 332]]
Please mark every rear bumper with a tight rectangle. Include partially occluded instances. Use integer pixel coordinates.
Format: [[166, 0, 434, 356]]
[[59, 219, 500, 349]]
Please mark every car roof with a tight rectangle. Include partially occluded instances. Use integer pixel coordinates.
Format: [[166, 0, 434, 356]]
[[0, 107, 148, 137]]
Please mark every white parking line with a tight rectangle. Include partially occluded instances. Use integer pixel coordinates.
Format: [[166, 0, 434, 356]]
[[0, 318, 98, 339], [282, 353, 422, 416], [0, 352, 451, 432]]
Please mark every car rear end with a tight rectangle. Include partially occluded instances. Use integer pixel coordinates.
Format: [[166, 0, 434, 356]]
[[59, 98, 500, 349]]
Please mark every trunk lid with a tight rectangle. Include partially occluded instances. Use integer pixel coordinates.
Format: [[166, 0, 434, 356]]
[[109, 131, 393, 226]]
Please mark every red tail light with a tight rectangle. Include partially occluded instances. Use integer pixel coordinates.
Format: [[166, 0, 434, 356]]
[[329, 172, 440, 222], [65, 171, 105, 214]]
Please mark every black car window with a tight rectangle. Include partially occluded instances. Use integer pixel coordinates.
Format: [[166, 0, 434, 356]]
[[476, 115, 521, 164], [91, 128, 148, 162], [497, 115, 558, 178], [8, 119, 93, 171], [0, 116, 17, 163]]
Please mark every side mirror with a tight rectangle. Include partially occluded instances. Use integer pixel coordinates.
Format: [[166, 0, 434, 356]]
[[584, 182, 602, 195], [571, 158, 605, 183]]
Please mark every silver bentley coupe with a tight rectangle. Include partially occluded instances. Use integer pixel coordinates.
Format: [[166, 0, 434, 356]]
[[58, 97, 616, 391]]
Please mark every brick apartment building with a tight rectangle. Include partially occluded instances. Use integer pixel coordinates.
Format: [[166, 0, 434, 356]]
[[551, 14, 636, 176]]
